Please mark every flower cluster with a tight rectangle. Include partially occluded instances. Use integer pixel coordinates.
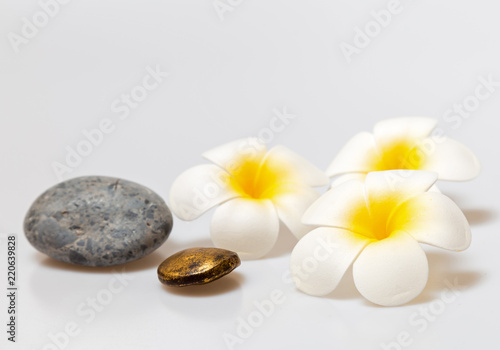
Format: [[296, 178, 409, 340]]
[[169, 117, 479, 305]]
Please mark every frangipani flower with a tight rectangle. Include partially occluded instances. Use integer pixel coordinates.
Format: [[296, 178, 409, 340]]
[[169, 138, 328, 259], [327, 117, 480, 185], [290, 170, 471, 306]]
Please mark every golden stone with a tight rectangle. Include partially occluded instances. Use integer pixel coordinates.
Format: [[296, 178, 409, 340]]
[[157, 247, 241, 287]]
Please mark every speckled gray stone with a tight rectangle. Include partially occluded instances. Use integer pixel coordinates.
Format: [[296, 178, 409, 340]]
[[24, 176, 173, 267]]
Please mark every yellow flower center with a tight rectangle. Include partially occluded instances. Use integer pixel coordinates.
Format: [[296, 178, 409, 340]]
[[373, 139, 427, 171], [227, 155, 288, 200], [368, 199, 401, 240], [349, 196, 412, 241]]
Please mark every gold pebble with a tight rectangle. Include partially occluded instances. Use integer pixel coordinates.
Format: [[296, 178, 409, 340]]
[[157, 247, 241, 287]]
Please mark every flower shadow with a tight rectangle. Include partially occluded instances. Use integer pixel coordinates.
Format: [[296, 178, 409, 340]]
[[325, 250, 483, 307], [325, 265, 363, 301], [405, 250, 483, 306], [266, 224, 298, 259], [461, 208, 496, 226], [440, 192, 496, 226]]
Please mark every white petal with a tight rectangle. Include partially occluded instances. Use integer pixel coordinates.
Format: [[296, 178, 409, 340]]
[[330, 173, 367, 189], [202, 137, 267, 173], [373, 117, 437, 151], [420, 137, 481, 181], [264, 145, 329, 187], [290, 227, 370, 296], [428, 184, 441, 193], [272, 185, 321, 239], [364, 170, 438, 211], [326, 132, 379, 177], [210, 198, 279, 260], [302, 180, 373, 238], [169, 164, 241, 221], [353, 231, 429, 306], [389, 192, 471, 251]]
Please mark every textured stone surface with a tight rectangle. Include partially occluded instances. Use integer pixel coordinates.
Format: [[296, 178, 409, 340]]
[[157, 247, 240, 287], [24, 176, 172, 267]]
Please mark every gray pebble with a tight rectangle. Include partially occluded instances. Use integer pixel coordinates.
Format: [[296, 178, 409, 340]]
[[24, 176, 172, 267]]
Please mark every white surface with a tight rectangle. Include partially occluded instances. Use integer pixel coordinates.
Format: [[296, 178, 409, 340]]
[[1, 0, 499, 349]]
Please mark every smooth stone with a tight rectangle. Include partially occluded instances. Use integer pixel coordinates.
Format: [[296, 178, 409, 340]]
[[24, 176, 172, 267], [157, 247, 240, 287]]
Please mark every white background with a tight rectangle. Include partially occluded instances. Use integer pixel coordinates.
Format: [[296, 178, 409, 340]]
[[1, 0, 500, 349]]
